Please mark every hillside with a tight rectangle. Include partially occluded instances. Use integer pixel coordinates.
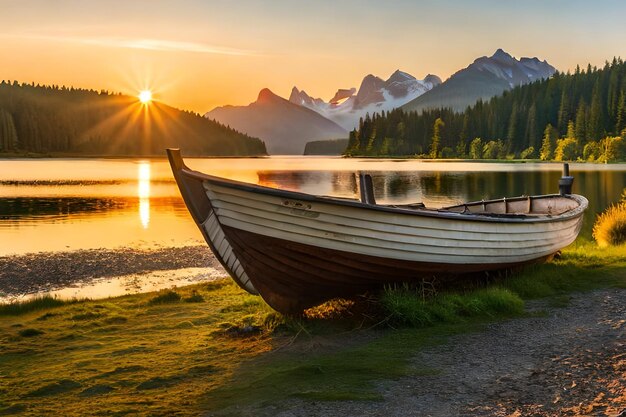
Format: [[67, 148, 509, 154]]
[[346, 58, 626, 162], [0, 81, 267, 156], [206, 88, 347, 155]]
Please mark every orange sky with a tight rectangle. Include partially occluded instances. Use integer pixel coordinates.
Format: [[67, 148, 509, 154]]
[[2, 0, 625, 114]]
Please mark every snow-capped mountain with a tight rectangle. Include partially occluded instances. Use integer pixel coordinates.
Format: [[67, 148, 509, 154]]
[[289, 70, 442, 130], [206, 88, 347, 155], [402, 49, 556, 113]]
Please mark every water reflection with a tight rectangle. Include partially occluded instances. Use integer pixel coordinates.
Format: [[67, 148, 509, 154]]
[[1, 158, 626, 256], [138, 162, 151, 228], [0, 197, 130, 220]]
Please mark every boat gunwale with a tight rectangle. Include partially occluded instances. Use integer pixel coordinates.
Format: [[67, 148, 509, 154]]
[[178, 166, 588, 225]]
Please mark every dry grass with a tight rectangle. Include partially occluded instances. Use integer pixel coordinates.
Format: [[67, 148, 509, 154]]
[[593, 202, 626, 247]]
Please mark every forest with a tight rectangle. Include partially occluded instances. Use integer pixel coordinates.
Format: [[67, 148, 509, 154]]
[[0, 81, 266, 156], [345, 58, 626, 162], [303, 139, 349, 155]]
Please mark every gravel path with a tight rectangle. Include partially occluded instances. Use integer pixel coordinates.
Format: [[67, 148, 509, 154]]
[[0, 246, 225, 296], [255, 288, 626, 417]]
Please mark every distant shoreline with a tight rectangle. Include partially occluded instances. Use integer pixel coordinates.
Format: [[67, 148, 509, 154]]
[[0, 152, 269, 159], [2, 152, 625, 165]]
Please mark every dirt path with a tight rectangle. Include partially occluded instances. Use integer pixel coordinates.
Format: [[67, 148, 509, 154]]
[[258, 288, 626, 417]]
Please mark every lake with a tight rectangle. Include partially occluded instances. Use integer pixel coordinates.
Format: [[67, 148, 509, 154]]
[[1, 157, 626, 257]]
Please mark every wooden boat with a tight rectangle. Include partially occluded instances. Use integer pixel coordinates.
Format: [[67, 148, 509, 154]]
[[167, 149, 588, 314]]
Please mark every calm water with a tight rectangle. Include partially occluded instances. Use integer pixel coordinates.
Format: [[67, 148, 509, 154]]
[[1, 157, 626, 256]]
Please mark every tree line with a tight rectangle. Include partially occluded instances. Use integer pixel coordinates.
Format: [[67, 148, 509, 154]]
[[345, 57, 626, 162], [0, 81, 267, 156]]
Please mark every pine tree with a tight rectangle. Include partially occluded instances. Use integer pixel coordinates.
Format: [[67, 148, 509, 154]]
[[540, 124, 557, 160], [557, 89, 570, 134], [0, 109, 18, 151], [430, 118, 444, 158], [587, 80, 603, 141], [564, 119, 574, 137], [616, 91, 626, 135], [469, 138, 483, 159], [524, 103, 538, 149], [506, 102, 518, 146], [575, 101, 587, 146]]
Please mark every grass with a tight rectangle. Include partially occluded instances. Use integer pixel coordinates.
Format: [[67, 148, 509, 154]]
[[0, 295, 79, 316], [0, 281, 278, 416], [381, 286, 524, 327], [0, 241, 624, 415]]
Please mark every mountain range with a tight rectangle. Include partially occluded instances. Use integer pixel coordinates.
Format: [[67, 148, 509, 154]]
[[206, 88, 347, 154], [402, 49, 556, 113], [206, 49, 556, 155], [289, 71, 442, 130]]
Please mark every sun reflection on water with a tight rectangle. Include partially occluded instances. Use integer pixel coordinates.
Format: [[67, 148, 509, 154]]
[[138, 162, 151, 228]]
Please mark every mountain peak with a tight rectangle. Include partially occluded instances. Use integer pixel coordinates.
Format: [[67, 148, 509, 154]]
[[288, 86, 301, 103], [257, 88, 280, 103], [492, 48, 513, 60], [388, 69, 415, 82], [424, 74, 443, 86]]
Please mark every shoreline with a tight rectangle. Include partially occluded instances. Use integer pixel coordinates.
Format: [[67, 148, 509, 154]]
[[0, 245, 225, 299], [2, 153, 626, 165]]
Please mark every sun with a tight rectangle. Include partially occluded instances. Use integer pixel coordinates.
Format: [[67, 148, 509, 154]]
[[138, 90, 152, 104]]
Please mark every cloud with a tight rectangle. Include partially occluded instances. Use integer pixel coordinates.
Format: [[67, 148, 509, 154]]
[[10, 33, 259, 56]]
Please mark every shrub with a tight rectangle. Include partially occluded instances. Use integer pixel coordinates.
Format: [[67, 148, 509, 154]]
[[148, 290, 181, 305], [183, 291, 205, 303], [583, 142, 599, 161], [519, 146, 535, 160], [554, 138, 578, 161], [593, 202, 626, 247], [19, 328, 44, 337]]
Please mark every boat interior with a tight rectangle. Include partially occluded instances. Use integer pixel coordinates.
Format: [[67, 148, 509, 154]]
[[440, 195, 580, 216], [357, 173, 580, 217]]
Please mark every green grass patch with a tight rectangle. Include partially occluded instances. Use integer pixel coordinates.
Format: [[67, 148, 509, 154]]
[[503, 241, 626, 299], [381, 286, 524, 327]]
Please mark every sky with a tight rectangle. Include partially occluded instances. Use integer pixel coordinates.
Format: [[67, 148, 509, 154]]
[[1, 0, 625, 113]]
